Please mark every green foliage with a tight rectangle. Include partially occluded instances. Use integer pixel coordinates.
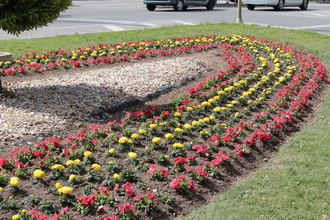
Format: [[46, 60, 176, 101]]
[[0, 0, 72, 35]]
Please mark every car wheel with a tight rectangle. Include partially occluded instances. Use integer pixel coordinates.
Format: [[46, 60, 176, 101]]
[[146, 4, 156, 11], [247, 4, 255, 10], [174, 0, 185, 11], [273, 0, 284, 11], [206, 0, 216, 10], [299, 0, 308, 10]]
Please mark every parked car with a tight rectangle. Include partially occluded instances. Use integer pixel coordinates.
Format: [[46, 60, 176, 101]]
[[243, 0, 309, 10], [143, 0, 218, 11]]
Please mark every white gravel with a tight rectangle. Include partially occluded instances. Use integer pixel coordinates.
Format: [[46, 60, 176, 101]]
[[0, 56, 210, 148]]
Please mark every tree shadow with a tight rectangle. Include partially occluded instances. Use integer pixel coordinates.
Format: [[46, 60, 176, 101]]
[[3, 83, 153, 125]]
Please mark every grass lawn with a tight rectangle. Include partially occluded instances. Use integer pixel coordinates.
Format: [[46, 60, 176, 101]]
[[1, 23, 329, 219]]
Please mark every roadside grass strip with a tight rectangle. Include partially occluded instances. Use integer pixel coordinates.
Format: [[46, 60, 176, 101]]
[[0, 35, 328, 219]]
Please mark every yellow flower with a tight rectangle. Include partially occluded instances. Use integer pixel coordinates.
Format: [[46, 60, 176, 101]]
[[33, 169, 46, 179], [213, 96, 220, 100], [213, 107, 221, 113], [149, 124, 158, 129], [208, 98, 215, 103], [55, 182, 63, 189], [138, 129, 147, 135], [201, 101, 211, 107], [173, 143, 184, 148], [58, 186, 74, 195], [152, 137, 161, 144], [183, 124, 192, 130], [130, 133, 140, 139], [195, 104, 202, 109], [12, 214, 20, 220], [118, 137, 129, 144], [108, 148, 116, 154], [9, 177, 19, 187], [91, 163, 102, 171], [0, 187, 4, 192], [66, 160, 74, 166], [199, 130, 208, 135], [73, 159, 81, 165], [20, 209, 28, 213], [218, 90, 225, 95], [174, 128, 184, 133], [84, 151, 93, 157], [128, 152, 138, 159], [191, 121, 200, 126], [173, 112, 182, 117], [234, 82, 241, 87], [209, 116, 216, 121], [203, 117, 210, 123], [164, 133, 174, 139], [113, 173, 121, 180], [186, 106, 194, 111], [51, 164, 65, 170], [69, 175, 76, 181]]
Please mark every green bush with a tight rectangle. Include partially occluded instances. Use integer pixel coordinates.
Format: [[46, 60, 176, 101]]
[[0, 0, 72, 35]]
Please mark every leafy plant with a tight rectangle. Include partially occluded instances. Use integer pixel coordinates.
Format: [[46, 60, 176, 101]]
[[0, 0, 72, 35]]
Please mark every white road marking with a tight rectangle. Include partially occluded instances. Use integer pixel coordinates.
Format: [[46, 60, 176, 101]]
[[58, 18, 155, 27], [103, 25, 125, 31]]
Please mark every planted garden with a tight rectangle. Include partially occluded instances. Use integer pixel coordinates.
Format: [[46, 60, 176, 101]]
[[0, 34, 328, 220]]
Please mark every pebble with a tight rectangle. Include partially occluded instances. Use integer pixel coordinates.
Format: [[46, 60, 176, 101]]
[[0, 56, 209, 149]]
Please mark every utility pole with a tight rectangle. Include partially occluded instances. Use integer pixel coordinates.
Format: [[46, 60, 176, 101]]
[[236, 0, 243, 24]]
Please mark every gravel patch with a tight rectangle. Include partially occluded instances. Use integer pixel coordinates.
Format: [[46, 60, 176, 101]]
[[0, 55, 211, 149]]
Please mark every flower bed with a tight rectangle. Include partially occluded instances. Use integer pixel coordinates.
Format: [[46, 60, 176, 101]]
[[0, 35, 328, 220]]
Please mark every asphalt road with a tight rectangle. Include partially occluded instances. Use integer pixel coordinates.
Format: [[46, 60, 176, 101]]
[[0, 0, 330, 40]]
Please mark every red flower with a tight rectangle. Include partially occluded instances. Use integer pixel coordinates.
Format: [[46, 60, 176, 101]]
[[189, 180, 195, 190], [222, 135, 232, 143], [122, 182, 135, 196], [257, 132, 271, 141], [118, 203, 135, 213], [194, 167, 208, 177], [169, 179, 181, 189], [244, 137, 256, 146], [174, 157, 188, 165], [161, 111, 170, 117], [76, 195, 96, 207], [0, 158, 7, 167], [235, 145, 244, 157], [100, 216, 119, 220]]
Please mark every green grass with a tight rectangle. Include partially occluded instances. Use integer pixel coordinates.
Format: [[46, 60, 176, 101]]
[[1, 23, 329, 219]]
